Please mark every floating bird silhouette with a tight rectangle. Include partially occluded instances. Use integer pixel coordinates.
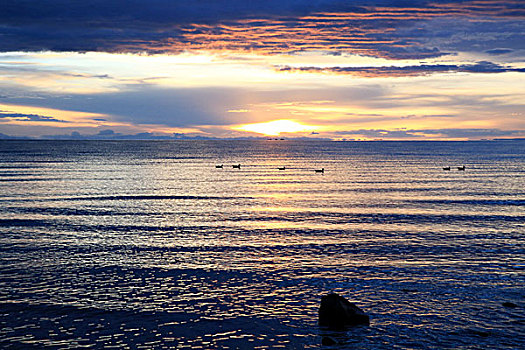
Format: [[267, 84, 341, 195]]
[[457, 166, 465, 171], [215, 164, 223, 168], [315, 168, 325, 173], [443, 166, 451, 171], [232, 164, 241, 169], [278, 166, 286, 170]]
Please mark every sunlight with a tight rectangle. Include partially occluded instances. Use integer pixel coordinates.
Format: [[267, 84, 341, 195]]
[[234, 119, 319, 136]]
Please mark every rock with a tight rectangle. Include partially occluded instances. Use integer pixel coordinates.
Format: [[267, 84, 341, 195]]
[[502, 302, 517, 308], [321, 336, 338, 346], [319, 293, 370, 329]]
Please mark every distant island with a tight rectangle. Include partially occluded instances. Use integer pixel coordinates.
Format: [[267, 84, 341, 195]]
[[1, 131, 524, 142]]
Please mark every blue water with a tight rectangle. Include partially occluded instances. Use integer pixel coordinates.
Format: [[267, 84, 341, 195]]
[[0, 140, 523, 349]]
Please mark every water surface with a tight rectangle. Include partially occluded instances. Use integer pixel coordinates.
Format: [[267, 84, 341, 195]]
[[0, 140, 523, 349]]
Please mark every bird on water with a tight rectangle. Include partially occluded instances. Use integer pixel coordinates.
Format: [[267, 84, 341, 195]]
[[315, 168, 325, 173], [233, 164, 241, 169], [278, 166, 286, 170], [215, 164, 223, 168], [457, 166, 465, 171]]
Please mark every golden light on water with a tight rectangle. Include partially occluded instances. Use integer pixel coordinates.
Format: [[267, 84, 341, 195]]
[[234, 119, 319, 136]]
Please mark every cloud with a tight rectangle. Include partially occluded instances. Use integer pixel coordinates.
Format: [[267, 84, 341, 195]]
[[485, 48, 514, 55], [277, 61, 525, 77], [0, 83, 389, 128], [39, 129, 261, 140], [2, 67, 523, 139], [227, 109, 250, 113], [0, 61, 112, 80], [0, 110, 66, 122], [333, 128, 525, 139], [1, 1, 523, 59], [0, 132, 30, 139]]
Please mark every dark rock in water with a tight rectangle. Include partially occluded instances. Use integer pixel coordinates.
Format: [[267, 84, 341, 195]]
[[319, 293, 370, 329], [321, 336, 338, 346], [502, 302, 517, 308]]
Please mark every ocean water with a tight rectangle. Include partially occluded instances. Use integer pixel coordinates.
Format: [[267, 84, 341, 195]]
[[0, 140, 523, 349]]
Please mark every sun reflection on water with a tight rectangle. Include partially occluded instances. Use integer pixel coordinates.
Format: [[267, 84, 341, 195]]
[[0, 140, 524, 349]]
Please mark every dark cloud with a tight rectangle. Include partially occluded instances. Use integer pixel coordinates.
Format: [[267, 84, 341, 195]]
[[0, 110, 66, 122], [277, 61, 525, 77], [485, 48, 514, 55], [1, 1, 523, 59]]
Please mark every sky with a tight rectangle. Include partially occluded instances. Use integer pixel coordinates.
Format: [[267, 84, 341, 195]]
[[0, 0, 524, 140]]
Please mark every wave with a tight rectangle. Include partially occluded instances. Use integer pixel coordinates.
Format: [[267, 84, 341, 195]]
[[73, 195, 251, 201], [0, 178, 61, 182], [2, 211, 523, 231], [226, 212, 525, 224], [412, 199, 525, 206], [0, 195, 253, 202]]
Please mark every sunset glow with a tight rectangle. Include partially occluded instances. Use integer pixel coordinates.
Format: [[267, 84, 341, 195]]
[[1, 2, 525, 349], [0, 1, 523, 140], [234, 119, 319, 136]]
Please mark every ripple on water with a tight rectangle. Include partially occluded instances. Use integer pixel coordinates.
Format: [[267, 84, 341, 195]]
[[0, 140, 524, 349]]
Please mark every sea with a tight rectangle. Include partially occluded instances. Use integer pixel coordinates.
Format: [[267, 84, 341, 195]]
[[0, 140, 523, 349]]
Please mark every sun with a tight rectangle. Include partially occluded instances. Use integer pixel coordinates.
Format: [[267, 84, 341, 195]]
[[234, 119, 318, 136]]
